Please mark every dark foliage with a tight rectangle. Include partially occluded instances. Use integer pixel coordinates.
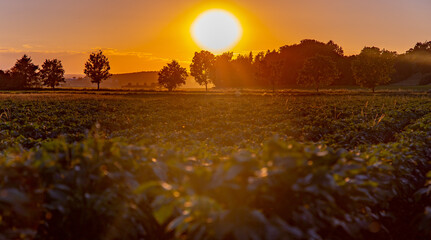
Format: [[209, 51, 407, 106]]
[[297, 54, 340, 92], [84, 50, 112, 90], [158, 60, 188, 91], [0, 55, 40, 89], [187, 40, 431, 89], [352, 47, 396, 92], [0, 94, 431, 239], [40, 59, 65, 89], [190, 50, 215, 91]]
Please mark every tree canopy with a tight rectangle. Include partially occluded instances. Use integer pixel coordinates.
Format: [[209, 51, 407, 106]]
[[158, 60, 188, 91], [205, 40, 350, 89], [297, 54, 340, 92], [256, 50, 284, 92], [84, 50, 112, 90], [9, 55, 39, 89], [40, 59, 65, 89], [352, 47, 396, 92], [190, 50, 215, 91]]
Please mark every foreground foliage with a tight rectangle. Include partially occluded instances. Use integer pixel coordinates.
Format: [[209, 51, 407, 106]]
[[0, 92, 430, 239]]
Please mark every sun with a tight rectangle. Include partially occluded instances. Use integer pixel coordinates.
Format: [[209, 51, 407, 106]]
[[191, 9, 242, 53]]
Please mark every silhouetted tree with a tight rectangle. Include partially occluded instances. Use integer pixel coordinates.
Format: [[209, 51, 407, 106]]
[[268, 60, 284, 92], [84, 50, 112, 90], [407, 41, 431, 55], [190, 51, 215, 91], [211, 52, 233, 88], [327, 40, 344, 56], [158, 60, 188, 91], [297, 54, 340, 92], [390, 41, 431, 84], [9, 55, 39, 89], [255, 51, 284, 91], [230, 52, 254, 88], [0, 70, 11, 90], [405, 41, 431, 74], [278, 40, 346, 87], [40, 59, 65, 89], [352, 47, 396, 92]]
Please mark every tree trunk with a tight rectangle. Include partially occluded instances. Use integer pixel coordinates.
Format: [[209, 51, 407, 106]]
[[372, 87, 375, 93], [205, 83, 208, 92], [97, 82, 100, 90]]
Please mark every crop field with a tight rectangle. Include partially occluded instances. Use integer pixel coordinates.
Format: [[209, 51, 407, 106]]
[[1, 91, 431, 239]]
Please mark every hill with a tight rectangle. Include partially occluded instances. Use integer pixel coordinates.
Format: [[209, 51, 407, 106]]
[[62, 71, 202, 89], [62, 71, 159, 88]]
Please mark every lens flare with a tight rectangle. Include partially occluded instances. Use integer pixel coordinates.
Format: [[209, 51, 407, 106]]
[[191, 9, 242, 52]]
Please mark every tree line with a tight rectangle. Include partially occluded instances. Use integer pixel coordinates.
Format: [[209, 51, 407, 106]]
[[0, 50, 111, 90], [160, 39, 431, 92], [0, 40, 430, 91]]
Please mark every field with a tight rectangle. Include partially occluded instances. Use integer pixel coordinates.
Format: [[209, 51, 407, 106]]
[[1, 90, 431, 239]]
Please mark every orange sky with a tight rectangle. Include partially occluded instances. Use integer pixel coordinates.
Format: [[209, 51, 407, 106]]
[[0, 0, 430, 74]]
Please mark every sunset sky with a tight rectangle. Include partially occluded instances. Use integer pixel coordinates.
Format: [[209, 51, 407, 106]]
[[0, 0, 430, 74]]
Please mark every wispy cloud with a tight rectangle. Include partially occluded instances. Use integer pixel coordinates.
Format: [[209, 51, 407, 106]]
[[0, 48, 190, 73], [22, 44, 33, 49]]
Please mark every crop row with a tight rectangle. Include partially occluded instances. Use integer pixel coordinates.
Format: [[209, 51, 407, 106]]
[[0, 94, 430, 239]]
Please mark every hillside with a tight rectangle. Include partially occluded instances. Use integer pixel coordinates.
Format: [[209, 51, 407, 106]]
[[391, 73, 431, 86], [62, 71, 202, 89], [62, 71, 159, 88]]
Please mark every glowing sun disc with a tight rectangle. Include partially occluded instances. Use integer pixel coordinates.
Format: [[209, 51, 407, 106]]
[[191, 9, 242, 52]]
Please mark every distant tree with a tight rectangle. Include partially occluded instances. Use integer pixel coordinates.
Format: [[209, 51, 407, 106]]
[[278, 39, 346, 86], [190, 50, 215, 91], [255, 51, 283, 91], [352, 47, 396, 92], [268, 60, 284, 92], [40, 59, 65, 89], [84, 50, 112, 90], [406, 41, 431, 74], [230, 52, 254, 88], [9, 55, 39, 89], [407, 41, 431, 54], [297, 54, 340, 92], [0, 70, 11, 90], [158, 60, 188, 91], [327, 40, 344, 56], [211, 52, 233, 88], [207, 40, 352, 89]]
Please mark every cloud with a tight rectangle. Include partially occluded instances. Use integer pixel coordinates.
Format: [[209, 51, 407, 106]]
[[90, 47, 173, 62], [0, 48, 191, 73]]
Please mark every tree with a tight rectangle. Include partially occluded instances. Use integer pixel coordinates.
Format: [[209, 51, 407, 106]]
[[230, 52, 254, 88], [84, 50, 112, 90], [0, 70, 10, 90], [40, 59, 65, 89], [255, 51, 282, 91], [211, 52, 233, 88], [10, 55, 39, 89], [190, 50, 215, 91], [258, 50, 284, 92], [405, 41, 431, 74], [158, 60, 188, 91], [278, 39, 346, 86], [297, 54, 340, 92], [352, 47, 396, 92]]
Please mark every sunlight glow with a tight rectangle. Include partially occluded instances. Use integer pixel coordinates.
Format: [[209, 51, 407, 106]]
[[191, 9, 242, 53]]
